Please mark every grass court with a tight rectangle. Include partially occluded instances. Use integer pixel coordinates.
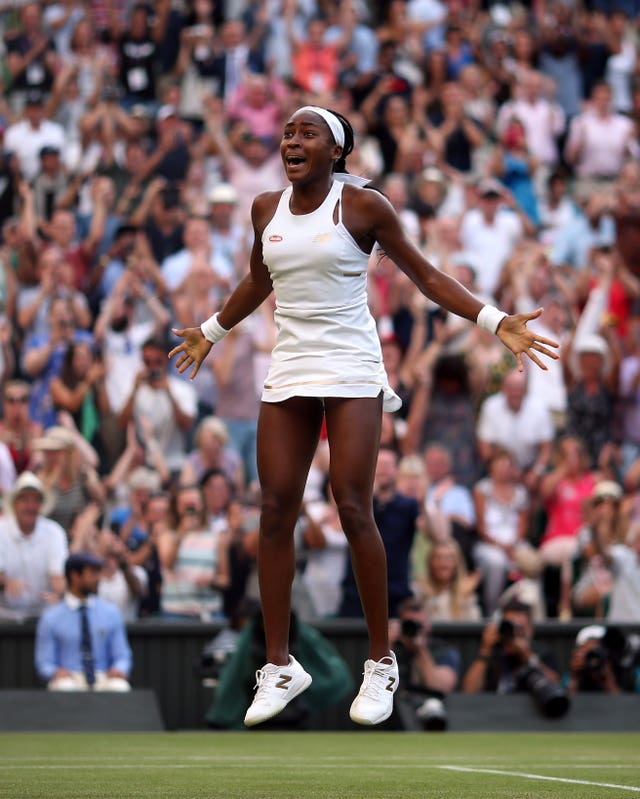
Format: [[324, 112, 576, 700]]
[[1, 731, 639, 799]]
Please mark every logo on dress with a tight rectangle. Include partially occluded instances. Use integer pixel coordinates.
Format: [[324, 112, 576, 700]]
[[312, 232, 332, 243], [268, 234, 283, 242]]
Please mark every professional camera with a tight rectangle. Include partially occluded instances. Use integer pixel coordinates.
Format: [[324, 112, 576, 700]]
[[401, 619, 423, 638], [498, 618, 515, 643], [578, 627, 640, 692], [519, 664, 570, 718]]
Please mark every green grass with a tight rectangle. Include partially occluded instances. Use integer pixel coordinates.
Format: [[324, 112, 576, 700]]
[[1, 732, 639, 799]]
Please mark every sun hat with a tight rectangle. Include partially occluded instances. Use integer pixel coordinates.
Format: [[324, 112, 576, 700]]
[[4, 471, 55, 517]]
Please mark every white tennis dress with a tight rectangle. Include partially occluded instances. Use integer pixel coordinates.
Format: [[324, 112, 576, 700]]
[[260, 180, 401, 412]]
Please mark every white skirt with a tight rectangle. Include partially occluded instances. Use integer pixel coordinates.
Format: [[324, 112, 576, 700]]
[[261, 302, 402, 413]]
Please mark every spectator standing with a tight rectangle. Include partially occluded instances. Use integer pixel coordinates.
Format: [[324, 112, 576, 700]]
[[158, 484, 229, 620], [35, 551, 132, 691], [539, 435, 600, 619], [495, 70, 565, 175], [33, 425, 105, 539], [0, 380, 43, 474], [473, 448, 534, 615], [118, 337, 197, 478], [460, 180, 525, 299], [21, 296, 93, 428], [476, 368, 554, 486], [340, 447, 419, 618], [5, 3, 59, 109], [4, 90, 65, 182], [0, 471, 67, 619], [564, 82, 637, 196]]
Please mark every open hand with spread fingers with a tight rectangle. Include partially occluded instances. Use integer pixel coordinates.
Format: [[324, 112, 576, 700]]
[[496, 308, 560, 372], [168, 327, 212, 379]]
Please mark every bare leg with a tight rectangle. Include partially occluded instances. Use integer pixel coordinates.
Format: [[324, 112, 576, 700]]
[[324, 395, 389, 661], [256, 397, 324, 665]]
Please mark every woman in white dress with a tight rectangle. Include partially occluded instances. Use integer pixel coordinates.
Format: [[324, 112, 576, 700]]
[[169, 105, 558, 728]]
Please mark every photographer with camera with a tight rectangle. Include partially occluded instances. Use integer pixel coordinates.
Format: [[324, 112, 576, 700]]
[[118, 337, 197, 479], [390, 597, 460, 730], [568, 625, 639, 694], [463, 599, 569, 718]]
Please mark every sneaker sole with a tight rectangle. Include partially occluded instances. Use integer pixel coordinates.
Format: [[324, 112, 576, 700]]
[[244, 673, 312, 728], [349, 703, 394, 726]]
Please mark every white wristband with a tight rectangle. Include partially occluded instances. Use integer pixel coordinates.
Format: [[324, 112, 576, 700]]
[[200, 312, 230, 344], [476, 305, 507, 334]]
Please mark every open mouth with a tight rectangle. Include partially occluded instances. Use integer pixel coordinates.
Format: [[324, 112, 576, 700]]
[[286, 155, 306, 167]]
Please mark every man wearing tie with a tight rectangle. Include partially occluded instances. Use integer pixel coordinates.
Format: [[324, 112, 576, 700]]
[[35, 552, 132, 692]]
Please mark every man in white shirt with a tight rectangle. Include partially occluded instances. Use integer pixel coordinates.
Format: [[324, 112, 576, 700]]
[[564, 81, 637, 194], [495, 70, 565, 169], [476, 369, 554, 483], [460, 180, 524, 298], [0, 471, 68, 619], [3, 90, 65, 181], [118, 338, 197, 475], [162, 215, 234, 295]]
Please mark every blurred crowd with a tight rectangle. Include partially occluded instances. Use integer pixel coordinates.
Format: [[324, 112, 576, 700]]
[[0, 0, 639, 641]]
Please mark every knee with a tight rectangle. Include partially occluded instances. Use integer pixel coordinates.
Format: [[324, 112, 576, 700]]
[[334, 495, 371, 537], [260, 491, 297, 539]]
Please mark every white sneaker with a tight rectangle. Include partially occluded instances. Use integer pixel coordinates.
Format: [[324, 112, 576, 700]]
[[349, 651, 399, 726], [244, 655, 312, 727]]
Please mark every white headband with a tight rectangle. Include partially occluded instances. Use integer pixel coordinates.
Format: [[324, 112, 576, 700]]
[[295, 106, 345, 147]]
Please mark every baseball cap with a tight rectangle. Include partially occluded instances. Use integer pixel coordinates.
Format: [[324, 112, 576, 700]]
[[156, 104, 177, 122], [592, 480, 623, 503], [575, 625, 606, 647], [574, 333, 608, 357], [478, 179, 504, 198], [25, 89, 45, 106], [39, 145, 60, 158], [208, 183, 238, 205], [420, 167, 447, 186], [65, 551, 105, 576]]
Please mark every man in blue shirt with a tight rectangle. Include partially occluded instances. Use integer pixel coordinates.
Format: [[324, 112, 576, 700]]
[[35, 552, 132, 691]]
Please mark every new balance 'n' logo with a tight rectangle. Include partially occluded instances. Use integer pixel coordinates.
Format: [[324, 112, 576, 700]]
[[276, 674, 292, 690], [386, 677, 396, 692]]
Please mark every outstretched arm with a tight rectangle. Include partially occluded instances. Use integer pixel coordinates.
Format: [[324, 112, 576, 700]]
[[168, 193, 277, 379], [358, 189, 559, 371]]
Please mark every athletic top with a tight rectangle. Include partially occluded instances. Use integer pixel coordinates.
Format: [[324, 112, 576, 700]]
[[260, 180, 401, 412]]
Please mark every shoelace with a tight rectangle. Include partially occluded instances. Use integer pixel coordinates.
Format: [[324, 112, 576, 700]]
[[358, 663, 389, 700], [253, 669, 271, 697]]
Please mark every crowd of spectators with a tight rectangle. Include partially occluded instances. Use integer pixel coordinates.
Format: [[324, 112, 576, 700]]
[[0, 0, 639, 651]]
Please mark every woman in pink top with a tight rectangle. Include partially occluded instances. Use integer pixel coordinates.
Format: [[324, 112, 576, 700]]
[[539, 436, 600, 619]]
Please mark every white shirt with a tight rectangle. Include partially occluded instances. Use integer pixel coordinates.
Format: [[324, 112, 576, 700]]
[[161, 248, 234, 293], [523, 321, 568, 415], [4, 119, 66, 181], [496, 98, 565, 165], [102, 320, 156, 414], [0, 514, 68, 616], [565, 110, 635, 179], [0, 441, 16, 496], [133, 378, 197, 471], [460, 208, 523, 297], [98, 565, 148, 623], [477, 392, 555, 470], [608, 544, 640, 623]]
